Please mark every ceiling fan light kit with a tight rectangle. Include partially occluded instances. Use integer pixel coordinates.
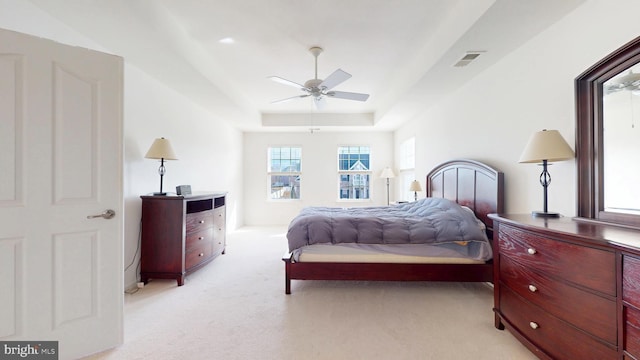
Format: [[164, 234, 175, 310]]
[[269, 46, 370, 109]]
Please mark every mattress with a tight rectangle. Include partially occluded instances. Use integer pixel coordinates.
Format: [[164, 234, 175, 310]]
[[295, 243, 486, 264]]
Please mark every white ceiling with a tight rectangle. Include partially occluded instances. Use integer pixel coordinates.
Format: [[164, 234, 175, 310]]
[[28, 0, 584, 132]]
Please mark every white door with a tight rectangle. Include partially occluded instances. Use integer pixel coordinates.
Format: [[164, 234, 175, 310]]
[[0, 28, 124, 359]]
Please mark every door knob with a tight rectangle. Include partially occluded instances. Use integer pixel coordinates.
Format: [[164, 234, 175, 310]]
[[87, 209, 116, 219]]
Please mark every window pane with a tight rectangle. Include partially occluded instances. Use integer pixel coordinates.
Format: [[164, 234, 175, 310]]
[[292, 159, 301, 172], [269, 146, 301, 173], [270, 175, 300, 199], [338, 146, 370, 171], [338, 174, 370, 199], [270, 159, 280, 172], [281, 147, 290, 159], [270, 148, 280, 160], [400, 137, 415, 170]]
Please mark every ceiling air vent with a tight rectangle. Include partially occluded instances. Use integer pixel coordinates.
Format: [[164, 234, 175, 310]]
[[453, 51, 485, 67]]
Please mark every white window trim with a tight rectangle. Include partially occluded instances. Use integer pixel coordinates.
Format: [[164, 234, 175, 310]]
[[267, 146, 302, 201], [398, 137, 417, 202], [337, 145, 372, 201]]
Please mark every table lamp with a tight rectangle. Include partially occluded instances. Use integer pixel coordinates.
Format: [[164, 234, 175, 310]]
[[519, 129, 574, 217], [145, 137, 178, 196], [409, 180, 422, 201]]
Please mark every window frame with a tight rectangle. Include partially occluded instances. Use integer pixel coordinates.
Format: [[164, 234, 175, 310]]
[[267, 146, 302, 201], [337, 145, 372, 202], [399, 137, 417, 202]]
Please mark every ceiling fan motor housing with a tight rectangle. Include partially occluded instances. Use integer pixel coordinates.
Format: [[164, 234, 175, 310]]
[[304, 79, 324, 97]]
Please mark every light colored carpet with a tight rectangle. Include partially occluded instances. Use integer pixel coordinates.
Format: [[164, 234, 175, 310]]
[[85, 226, 536, 360]]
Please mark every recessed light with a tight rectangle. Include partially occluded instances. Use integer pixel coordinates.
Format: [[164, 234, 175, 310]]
[[218, 37, 235, 44]]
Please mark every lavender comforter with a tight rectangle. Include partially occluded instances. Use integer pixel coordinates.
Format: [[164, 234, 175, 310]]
[[287, 197, 490, 257]]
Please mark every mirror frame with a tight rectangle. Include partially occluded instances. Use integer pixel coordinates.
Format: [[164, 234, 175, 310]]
[[576, 35, 640, 228]]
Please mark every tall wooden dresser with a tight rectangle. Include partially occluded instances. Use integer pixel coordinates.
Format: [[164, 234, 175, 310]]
[[140, 192, 227, 286], [489, 214, 640, 360]]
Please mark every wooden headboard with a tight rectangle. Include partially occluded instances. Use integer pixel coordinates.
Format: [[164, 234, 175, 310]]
[[426, 159, 504, 236]]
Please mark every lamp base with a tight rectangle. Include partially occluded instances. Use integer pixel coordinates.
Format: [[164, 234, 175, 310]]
[[153, 192, 167, 196], [531, 211, 560, 218]]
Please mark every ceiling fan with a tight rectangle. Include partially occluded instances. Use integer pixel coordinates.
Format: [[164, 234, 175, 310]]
[[268, 47, 370, 110], [604, 70, 640, 95]]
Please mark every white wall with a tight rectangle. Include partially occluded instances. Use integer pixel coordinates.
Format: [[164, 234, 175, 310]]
[[123, 67, 243, 289], [243, 131, 393, 225], [394, 0, 640, 217], [0, 0, 244, 290]]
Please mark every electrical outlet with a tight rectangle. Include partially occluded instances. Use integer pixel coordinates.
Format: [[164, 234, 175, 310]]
[[137, 282, 145, 289]]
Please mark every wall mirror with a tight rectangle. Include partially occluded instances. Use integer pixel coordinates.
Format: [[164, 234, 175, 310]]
[[576, 35, 640, 228]]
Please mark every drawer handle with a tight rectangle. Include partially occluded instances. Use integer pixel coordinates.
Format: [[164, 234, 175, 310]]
[[528, 284, 538, 292], [527, 248, 537, 255], [529, 322, 539, 330], [198, 236, 204, 240], [199, 220, 205, 224], [199, 253, 204, 257]]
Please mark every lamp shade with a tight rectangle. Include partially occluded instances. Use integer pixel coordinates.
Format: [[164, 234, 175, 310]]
[[518, 129, 574, 163], [145, 137, 178, 160], [409, 180, 422, 192], [380, 167, 395, 179]]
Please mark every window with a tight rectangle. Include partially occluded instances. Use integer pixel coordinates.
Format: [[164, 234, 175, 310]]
[[338, 146, 371, 200], [399, 137, 416, 201], [268, 146, 301, 199]]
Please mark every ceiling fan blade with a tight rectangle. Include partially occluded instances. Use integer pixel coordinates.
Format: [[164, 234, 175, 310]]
[[314, 96, 327, 110], [268, 76, 307, 90], [319, 69, 351, 91], [271, 94, 310, 104], [326, 91, 369, 102]]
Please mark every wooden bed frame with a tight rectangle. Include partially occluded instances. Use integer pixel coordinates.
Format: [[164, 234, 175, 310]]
[[282, 159, 504, 294]]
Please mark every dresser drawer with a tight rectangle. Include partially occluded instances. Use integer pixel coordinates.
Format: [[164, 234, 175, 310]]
[[500, 255, 616, 344], [626, 305, 640, 359], [185, 241, 213, 270], [186, 210, 214, 233], [213, 207, 225, 238], [213, 207, 225, 227], [624, 255, 640, 309], [500, 286, 617, 360], [498, 225, 616, 296], [213, 237, 225, 254], [186, 228, 213, 248]]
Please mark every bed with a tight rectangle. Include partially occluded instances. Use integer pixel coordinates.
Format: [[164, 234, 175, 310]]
[[282, 159, 504, 294]]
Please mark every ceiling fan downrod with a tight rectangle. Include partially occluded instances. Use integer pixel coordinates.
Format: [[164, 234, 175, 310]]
[[309, 46, 323, 80]]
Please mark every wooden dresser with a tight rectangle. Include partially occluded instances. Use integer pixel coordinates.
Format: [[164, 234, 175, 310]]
[[140, 192, 227, 286], [489, 214, 640, 360]]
